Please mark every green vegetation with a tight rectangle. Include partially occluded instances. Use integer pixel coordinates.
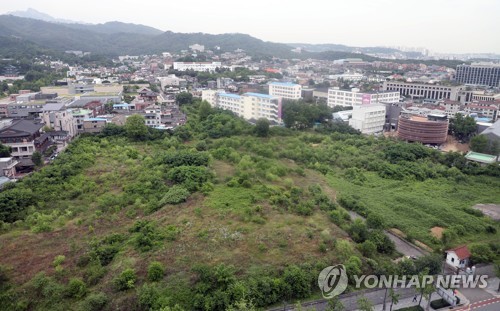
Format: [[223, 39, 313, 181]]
[[470, 135, 500, 155], [449, 114, 476, 142], [0, 98, 498, 310]]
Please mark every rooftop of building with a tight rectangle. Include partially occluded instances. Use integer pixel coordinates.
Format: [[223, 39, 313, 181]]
[[218, 93, 241, 99], [0, 119, 44, 137], [85, 118, 107, 122], [71, 109, 93, 116], [481, 119, 500, 138], [401, 115, 448, 123], [42, 103, 66, 111], [243, 92, 277, 99], [269, 82, 300, 87], [465, 152, 498, 164]]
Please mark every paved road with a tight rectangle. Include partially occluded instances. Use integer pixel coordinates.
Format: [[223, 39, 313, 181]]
[[268, 287, 417, 311], [455, 297, 500, 311], [348, 211, 428, 258]]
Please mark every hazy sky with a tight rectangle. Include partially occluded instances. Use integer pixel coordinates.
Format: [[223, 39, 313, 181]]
[[1, 0, 499, 54]]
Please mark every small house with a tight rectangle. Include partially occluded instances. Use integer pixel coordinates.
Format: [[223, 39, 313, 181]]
[[445, 245, 471, 269]]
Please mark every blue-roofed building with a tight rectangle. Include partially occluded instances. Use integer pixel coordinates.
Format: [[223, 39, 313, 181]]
[[269, 82, 302, 100]]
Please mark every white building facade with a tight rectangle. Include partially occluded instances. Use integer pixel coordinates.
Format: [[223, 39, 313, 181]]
[[348, 105, 386, 134], [327, 88, 400, 107], [173, 62, 222, 72], [202, 91, 282, 123], [268, 82, 302, 100]]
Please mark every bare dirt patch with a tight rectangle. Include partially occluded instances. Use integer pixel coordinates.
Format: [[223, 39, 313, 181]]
[[430, 226, 444, 239], [441, 135, 469, 153]]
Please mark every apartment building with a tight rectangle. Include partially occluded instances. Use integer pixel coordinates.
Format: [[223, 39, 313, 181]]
[[439, 100, 463, 118], [41, 103, 78, 138], [348, 105, 386, 134], [327, 87, 400, 107], [202, 90, 282, 123], [464, 103, 498, 121], [173, 62, 222, 72], [268, 82, 302, 100], [383, 81, 469, 102], [455, 63, 500, 88]]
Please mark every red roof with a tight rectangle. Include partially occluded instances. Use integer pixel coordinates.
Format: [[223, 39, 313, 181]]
[[446, 245, 471, 260]]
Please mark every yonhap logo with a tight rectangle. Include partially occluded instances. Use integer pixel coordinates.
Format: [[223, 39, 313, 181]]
[[318, 264, 348, 299]]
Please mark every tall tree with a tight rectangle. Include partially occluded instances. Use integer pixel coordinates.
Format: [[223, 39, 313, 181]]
[[254, 118, 270, 137], [176, 92, 193, 105], [125, 114, 148, 140], [389, 288, 400, 311], [0, 143, 11, 157], [32, 151, 43, 167], [449, 114, 476, 142]]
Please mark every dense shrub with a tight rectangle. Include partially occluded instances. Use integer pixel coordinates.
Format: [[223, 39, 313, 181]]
[[159, 186, 190, 205], [66, 278, 87, 299], [113, 269, 136, 291], [147, 261, 165, 282], [163, 150, 209, 167], [78, 292, 108, 311], [166, 166, 212, 192]]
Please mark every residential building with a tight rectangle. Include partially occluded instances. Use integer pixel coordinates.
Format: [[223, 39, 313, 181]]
[[159, 75, 187, 89], [463, 103, 498, 121], [7, 101, 46, 118], [41, 103, 78, 138], [445, 245, 471, 269], [383, 81, 469, 102], [189, 44, 205, 52], [0, 119, 49, 159], [201, 90, 218, 106], [205, 91, 282, 123], [327, 87, 400, 107], [82, 118, 107, 133], [269, 82, 302, 100], [455, 63, 500, 88], [143, 106, 162, 128], [0, 157, 18, 177], [397, 113, 449, 144], [71, 109, 93, 132], [439, 100, 463, 118], [348, 105, 386, 134], [173, 62, 222, 72]]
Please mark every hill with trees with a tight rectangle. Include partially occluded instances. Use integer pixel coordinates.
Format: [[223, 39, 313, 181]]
[[0, 99, 498, 310]]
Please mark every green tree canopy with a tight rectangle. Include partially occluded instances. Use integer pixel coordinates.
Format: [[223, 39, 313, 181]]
[[125, 114, 148, 140], [176, 92, 193, 105], [449, 114, 476, 142], [254, 118, 270, 137]]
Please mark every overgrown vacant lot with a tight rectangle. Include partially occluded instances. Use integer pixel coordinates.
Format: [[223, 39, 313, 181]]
[[0, 104, 499, 310]]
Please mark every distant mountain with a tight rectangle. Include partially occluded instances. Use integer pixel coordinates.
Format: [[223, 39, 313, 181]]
[[0, 15, 297, 58], [63, 21, 164, 36], [7, 8, 79, 24]]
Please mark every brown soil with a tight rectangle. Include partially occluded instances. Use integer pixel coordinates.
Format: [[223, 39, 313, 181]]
[[430, 226, 444, 239]]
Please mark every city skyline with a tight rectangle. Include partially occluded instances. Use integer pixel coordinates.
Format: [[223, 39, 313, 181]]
[[1, 0, 500, 54]]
